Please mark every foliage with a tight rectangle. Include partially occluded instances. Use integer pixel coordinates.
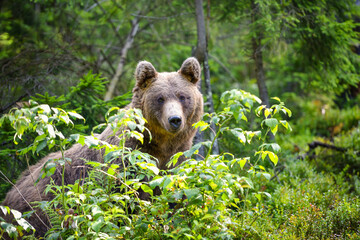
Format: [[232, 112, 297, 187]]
[[0, 0, 360, 239], [0, 71, 131, 200], [0, 89, 292, 239], [253, 158, 360, 240], [0, 206, 34, 239]]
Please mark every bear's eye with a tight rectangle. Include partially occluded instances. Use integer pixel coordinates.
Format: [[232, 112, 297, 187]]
[[157, 97, 165, 104], [179, 95, 186, 102]]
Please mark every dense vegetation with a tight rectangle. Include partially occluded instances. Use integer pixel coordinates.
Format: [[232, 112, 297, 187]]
[[0, 0, 359, 239]]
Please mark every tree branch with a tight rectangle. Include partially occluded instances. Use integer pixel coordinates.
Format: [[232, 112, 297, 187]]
[[308, 141, 347, 152], [104, 17, 140, 101], [0, 93, 28, 114]]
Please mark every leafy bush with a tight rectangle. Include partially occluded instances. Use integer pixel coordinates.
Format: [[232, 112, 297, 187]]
[[0, 89, 292, 239], [0, 72, 131, 200]]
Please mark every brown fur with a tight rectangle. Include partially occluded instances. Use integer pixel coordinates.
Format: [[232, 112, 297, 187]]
[[1, 57, 203, 237]]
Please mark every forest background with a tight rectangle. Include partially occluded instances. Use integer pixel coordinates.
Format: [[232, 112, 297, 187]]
[[0, 0, 360, 239]]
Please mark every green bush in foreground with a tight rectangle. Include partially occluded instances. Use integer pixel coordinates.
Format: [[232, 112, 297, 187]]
[[0, 89, 292, 239]]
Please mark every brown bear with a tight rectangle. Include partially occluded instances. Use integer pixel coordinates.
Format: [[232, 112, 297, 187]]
[[1, 57, 203, 237]]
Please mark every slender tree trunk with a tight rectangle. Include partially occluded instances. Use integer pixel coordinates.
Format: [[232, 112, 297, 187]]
[[251, 0, 274, 141], [203, 52, 219, 154], [194, 0, 206, 63], [251, 0, 270, 108], [104, 18, 139, 101], [193, 0, 219, 157], [252, 36, 270, 108]]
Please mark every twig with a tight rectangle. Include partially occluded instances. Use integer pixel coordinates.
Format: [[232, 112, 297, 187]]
[[130, 12, 191, 20], [0, 170, 50, 231], [270, 165, 285, 183], [308, 141, 347, 152], [99, 49, 117, 75], [0, 93, 28, 114]]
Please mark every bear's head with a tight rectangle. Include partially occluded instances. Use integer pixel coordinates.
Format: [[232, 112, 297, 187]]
[[132, 57, 203, 140]]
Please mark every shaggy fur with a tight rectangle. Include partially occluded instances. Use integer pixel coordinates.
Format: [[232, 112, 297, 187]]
[[1, 57, 203, 237]]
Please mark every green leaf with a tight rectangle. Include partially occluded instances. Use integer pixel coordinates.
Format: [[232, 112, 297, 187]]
[[149, 176, 165, 188], [255, 105, 266, 116], [39, 104, 51, 114], [0, 206, 10, 215], [193, 120, 209, 132], [230, 129, 246, 144], [271, 97, 281, 102], [184, 142, 202, 158], [91, 217, 104, 232], [270, 143, 281, 153], [239, 158, 247, 169], [47, 124, 56, 139], [162, 177, 175, 190], [91, 206, 102, 217], [201, 214, 214, 220], [172, 190, 183, 201], [16, 218, 34, 231], [1, 222, 17, 237], [209, 181, 217, 190], [59, 114, 71, 125], [262, 172, 271, 180], [281, 107, 292, 117], [183, 188, 200, 199], [264, 108, 271, 118], [280, 120, 292, 131], [141, 184, 153, 196], [263, 118, 278, 129], [36, 140, 48, 153], [14, 117, 29, 138], [68, 111, 85, 121], [84, 136, 99, 147], [127, 121, 136, 131], [271, 124, 278, 135], [254, 193, 262, 201], [168, 152, 183, 168], [268, 152, 278, 165], [10, 209, 21, 219], [260, 143, 281, 153], [39, 114, 48, 123], [147, 163, 159, 175], [262, 192, 271, 199], [261, 151, 267, 160]]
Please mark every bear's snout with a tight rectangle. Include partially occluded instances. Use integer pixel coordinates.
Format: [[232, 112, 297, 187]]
[[168, 116, 182, 130]]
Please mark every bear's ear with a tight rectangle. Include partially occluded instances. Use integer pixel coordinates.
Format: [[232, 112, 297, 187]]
[[179, 57, 201, 84], [135, 61, 157, 88]]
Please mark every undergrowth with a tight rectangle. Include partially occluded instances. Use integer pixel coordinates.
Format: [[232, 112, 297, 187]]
[[1, 88, 359, 239]]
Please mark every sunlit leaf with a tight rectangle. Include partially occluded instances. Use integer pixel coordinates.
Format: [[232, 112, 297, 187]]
[[47, 124, 55, 139], [268, 152, 278, 165]]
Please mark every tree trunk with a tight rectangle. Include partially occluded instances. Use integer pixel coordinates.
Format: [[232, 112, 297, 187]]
[[104, 18, 139, 101], [193, 0, 219, 157], [203, 52, 219, 154], [194, 0, 206, 63], [251, 0, 274, 141], [251, 0, 270, 108]]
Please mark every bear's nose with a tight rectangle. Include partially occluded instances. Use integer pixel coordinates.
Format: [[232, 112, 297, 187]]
[[168, 116, 182, 130]]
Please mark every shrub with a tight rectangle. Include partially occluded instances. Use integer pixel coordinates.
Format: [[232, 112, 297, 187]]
[[0, 89, 292, 239]]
